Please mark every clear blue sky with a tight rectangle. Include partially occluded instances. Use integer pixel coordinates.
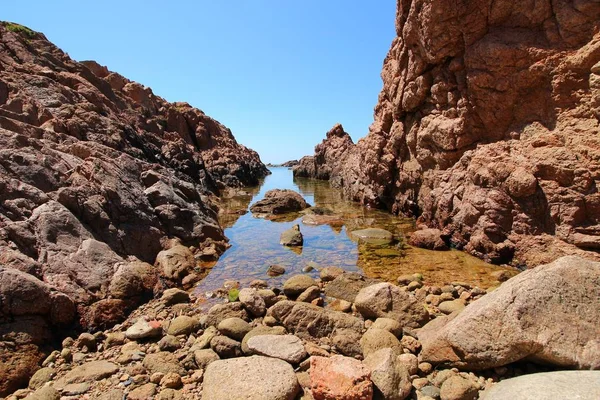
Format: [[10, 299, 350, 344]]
[[4, 1, 396, 164]]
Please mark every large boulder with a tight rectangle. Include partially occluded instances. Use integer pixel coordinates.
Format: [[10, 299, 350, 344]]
[[480, 371, 600, 400], [202, 355, 300, 400], [249, 189, 310, 215], [419, 256, 600, 370], [354, 283, 429, 328]]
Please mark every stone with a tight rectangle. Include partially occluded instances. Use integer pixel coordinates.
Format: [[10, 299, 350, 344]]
[[247, 334, 307, 364], [400, 335, 421, 354], [419, 256, 600, 370], [62, 382, 91, 396], [332, 329, 363, 358], [326, 298, 352, 313], [360, 328, 403, 358], [238, 288, 267, 317], [371, 318, 403, 337], [439, 376, 479, 400], [319, 266, 344, 282], [280, 224, 304, 246], [297, 286, 321, 303], [142, 352, 186, 376], [105, 332, 126, 348], [364, 348, 412, 400], [158, 335, 181, 351], [217, 317, 252, 341], [166, 315, 200, 336], [128, 383, 157, 400], [160, 372, 182, 389], [350, 228, 393, 245], [203, 355, 300, 400], [267, 265, 286, 277], [250, 189, 310, 215], [241, 325, 287, 354], [324, 272, 379, 303], [55, 361, 119, 388], [205, 302, 249, 327], [408, 229, 448, 251], [27, 386, 60, 400], [194, 326, 219, 349], [210, 335, 243, 358], [310, 355, 373, 400], [397, 353, 418, 376], [193, 348, 220, 369], [268, 300, 364, 339], [96, 389, 125, 400], [126, 319, 163, 340], [480, 371, 600, 400], [155, 245, 196, 282], [283, 275, 317, 297], [438, 300, 465, 315], [28, 367, 54, 390], [77, 333, 96, 350], [161, 288, 190, 306], [355, 283, 429, 328]]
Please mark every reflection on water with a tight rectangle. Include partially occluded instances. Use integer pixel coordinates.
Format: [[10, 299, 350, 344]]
[[195, 168, 515, 302]]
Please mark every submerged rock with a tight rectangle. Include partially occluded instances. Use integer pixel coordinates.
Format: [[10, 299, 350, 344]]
[[350, 228, 394, 245]]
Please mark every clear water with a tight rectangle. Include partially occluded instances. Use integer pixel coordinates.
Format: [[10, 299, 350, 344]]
[[194, 167, 515, 302]]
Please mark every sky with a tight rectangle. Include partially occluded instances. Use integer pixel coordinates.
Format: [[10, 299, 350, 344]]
[[3, 1, 396, 164]]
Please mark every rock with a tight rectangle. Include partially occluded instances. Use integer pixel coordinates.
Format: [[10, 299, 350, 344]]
[[160, 372, 182, 389], [205, 302, 248, 327], [280, 224, 304, 246], [400, 335, 421, 354], [97, 389, 125, 400], [217, 317, 252, 341], [77, 333, 96, 350], [439, 376, 479, 400], [28, 367, 54, 390], [156, 245, 196, 282], [161, 288, 190, 306], [210, 335, 243, 358], [355, 283, 429, 328], [326, 298, 352, 313], [105, 332, 126, 348], [62, 382, 91, 396], [247, 334, 307, 364], [332, 329, 363, 358], [193, 348, 220, 369], [142, 352, 186, 376], [360, 328, 403, 358], [158, 335, 181, 351], [480, 371, 600, 400], [324, 272, 379, 303], [268, 300, 364, 339], [267, 265, 286, 277], [297, 286, 321, 303], [291, 0, 600, 267], [397, 353, 418, 376], [371, 318, 403, 337], [364, 348, 412, 400], [55, 361, 119, 388], [27, 386, 60, 400], [319, 266, 344, 282], [310, 355, 373, 400], [238, 288, 267, 317], [241, 325, 287, 354], [128, 383, 157, 400], [409, 229, 449, 251], [203, 355, 300, 400], [250, 189, 310, 215], [166, 315, 200, 336], [194, 326, 219, 349], [126, 318, 163, 340], [438, 300, 465, 315], [157, 388, 184, 400], [350, 228, 394, 245], [419, 256, 600, 370], [283, 275, 317, 297], [109, 261, 157, 300]]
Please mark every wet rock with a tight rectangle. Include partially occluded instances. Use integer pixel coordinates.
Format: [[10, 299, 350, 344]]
[[217, 317, 252, 341], [280, 224, 304, 246], [355, 283, 429, 328], [480, 371, 600, 400], [203, 355, 300, 400], [247, 334, 307, 364], [310, 355, 373, 400], [283, 275, 317, 297], [350, 228, 393, 245], [409, 229, 449, 251], [419, 256, 600, 370], [364, 348, 412, 400], [250, 189, 310, 215], [238, 288, 267, 317], [267, 265, 286, 277]]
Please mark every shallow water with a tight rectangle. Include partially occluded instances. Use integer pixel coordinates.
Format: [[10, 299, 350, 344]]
[[194, 167, 516, 302]]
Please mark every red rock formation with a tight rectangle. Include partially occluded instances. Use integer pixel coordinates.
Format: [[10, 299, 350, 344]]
[[0, 22, 267, 394], [297, 1, 600, 265]]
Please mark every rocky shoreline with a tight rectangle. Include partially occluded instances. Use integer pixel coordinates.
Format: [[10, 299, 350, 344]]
[[5, 255, 599, 400]]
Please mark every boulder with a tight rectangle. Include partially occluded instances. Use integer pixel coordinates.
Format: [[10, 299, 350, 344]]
[[280, 224, 304, 246], [324, 272, 379, 303], [250, 189, 310, 215], [283, 275, 317, 297], [355, 283, 429, 328], [360, 328, 403, 358], [166, 315, 200, 336], [160, 288, 190, 306], [205, 302, 249, 327], [217, 317, 252, 341], [238, 288, 266, 317], [155, 245, 196, 282], [247, 334, 307, 364], [241, 325, 287, 354], [480, 371, 600, 400], [408, 229, 449, 251], [203, 355, 300, 400], [350, 228, 394, 245], [310, 355, 373, 400], [419, 256, 600, 370], [363, 348, 411, 400]]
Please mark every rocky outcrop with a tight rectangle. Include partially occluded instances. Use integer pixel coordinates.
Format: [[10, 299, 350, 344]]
[[418, 256, 600, 370], [294, 2, 600, 265], [0, 22, 267, 394]]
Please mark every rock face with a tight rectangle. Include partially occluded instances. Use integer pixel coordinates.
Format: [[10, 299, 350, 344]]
[[418, 256, 600, 370], [0, 22, 267, 395], [294, 1, 600, 266]]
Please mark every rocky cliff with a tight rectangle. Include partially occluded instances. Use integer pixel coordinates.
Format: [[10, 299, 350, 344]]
[[0, 22, 267, 394], [295, 0, 600, 266]]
